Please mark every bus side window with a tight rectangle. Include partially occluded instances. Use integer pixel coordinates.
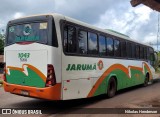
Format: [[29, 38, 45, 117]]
[[106, 37, 114, 56], [88, 32, 98, 55], [114, 39, 121, 57], [147, 47, 150, 60], [149, 47, 155, 67], [99, 35, 106, 56], [127, 42, 132, 58], [144, 47, 147, 60], [121, 41, 127, 58], [63, 25, 77, 53], [64, 26, 68, 52], [136, 45, 140, 59], [140, 46, 144, 59], [78, 30, 87, 54], [131, 44, 136, 58]]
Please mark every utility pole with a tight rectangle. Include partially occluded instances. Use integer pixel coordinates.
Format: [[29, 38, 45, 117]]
[[157, 13, 160, 51]]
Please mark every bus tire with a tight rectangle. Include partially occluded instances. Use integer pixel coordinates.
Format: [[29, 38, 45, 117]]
[[107, 77, 117, 98], [144, 74, 149, 87]]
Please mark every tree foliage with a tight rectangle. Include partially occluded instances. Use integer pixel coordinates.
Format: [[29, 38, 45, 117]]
[[0, 33, 5, 55]]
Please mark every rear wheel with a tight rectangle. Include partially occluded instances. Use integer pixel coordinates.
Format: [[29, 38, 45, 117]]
[[144, 74, 149, 87], [107, 77, 117, 98]]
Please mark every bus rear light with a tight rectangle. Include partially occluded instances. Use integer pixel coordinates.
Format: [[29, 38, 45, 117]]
[[3, 74, 6, 82], [3, 63, 6, 82], [45, 64, 56, 87], [47, 81, 52, 85]]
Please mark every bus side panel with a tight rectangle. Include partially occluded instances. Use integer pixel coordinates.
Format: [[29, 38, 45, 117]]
[[61, 53, 153, 100], [62, 79, 92, 100], [61, 55, 94, 100]]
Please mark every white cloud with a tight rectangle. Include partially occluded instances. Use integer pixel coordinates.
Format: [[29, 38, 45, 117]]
[[13, 12, 24, 19], [0, 20, 5, 27], [94, 5, 157, 43], [134, 6, 152, 22], [0, 0, 158, 50], [88, 38, 97, 50], [143, 33, 157, 44]]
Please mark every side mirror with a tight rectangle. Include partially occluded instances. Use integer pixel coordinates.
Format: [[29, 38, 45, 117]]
[[150, 53, 155, 61], [154, 51, 158, 61]]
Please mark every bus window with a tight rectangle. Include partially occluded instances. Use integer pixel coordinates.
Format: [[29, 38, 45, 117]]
[[140, 46, 144, 59], [78, 30, 87, 54], [144, 47, 147, 60], [114, 39, 121, 57], [136, 45, 140, 59], [147, 47, 150, 60], [88, 32, 98, 55], [149, 47, 155, 66], [64, 26, 68, 52], [64, 25, 77, 53], [99, 35, 106, 56], [8, 22, 48, 44], [121, 41, 126, 57], [107, 37, 114, 56], [127, 42, 132, 58], [132, 44, 136, 58]]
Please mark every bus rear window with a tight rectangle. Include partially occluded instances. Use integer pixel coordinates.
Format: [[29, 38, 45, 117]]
[[7, 22, 48, 44]]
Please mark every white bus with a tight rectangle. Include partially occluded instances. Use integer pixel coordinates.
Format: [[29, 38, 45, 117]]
[[3, 13, 157, 100]]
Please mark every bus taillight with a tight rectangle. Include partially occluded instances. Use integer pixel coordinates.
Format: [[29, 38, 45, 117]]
[[3, 63, 6, 82], [3, 74, 6, 82], [45, 64, 56, 87]]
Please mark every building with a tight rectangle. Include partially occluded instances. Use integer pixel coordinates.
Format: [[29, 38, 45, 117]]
[[130, 0, 160, 12]]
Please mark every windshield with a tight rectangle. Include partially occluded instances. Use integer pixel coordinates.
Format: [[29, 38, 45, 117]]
[[7, 22, 48, 44]]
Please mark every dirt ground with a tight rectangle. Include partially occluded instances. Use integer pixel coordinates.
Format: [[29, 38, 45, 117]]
[[1, 80, 160, 117]]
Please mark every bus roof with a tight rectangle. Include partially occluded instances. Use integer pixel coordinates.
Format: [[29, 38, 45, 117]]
[[106, 29, 130, 38]]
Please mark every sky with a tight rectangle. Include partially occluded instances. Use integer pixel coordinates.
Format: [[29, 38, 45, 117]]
[[0, 0, 159, 49]]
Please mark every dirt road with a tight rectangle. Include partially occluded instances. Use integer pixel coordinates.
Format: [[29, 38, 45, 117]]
[[1, 80, 160, 117]]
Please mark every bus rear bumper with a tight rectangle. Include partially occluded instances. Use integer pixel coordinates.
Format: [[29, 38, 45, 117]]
[[3, 81, 61, 100]]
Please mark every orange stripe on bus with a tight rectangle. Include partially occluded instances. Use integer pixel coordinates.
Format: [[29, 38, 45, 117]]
[[87, 64, 129, 97], [3, 81, 61, 100], [6, 64, 46, 82], [7, 66, 24, 71], [128, 66, 143, 72], [87, 62, 152, 97], [23, 64, 46, 82], [143, 62, 153, 80], [6, 66, 24, 76]]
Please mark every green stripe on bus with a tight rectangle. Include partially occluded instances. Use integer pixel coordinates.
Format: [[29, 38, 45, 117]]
[[6, 67, 45, 88], [93, 68, 147, 96]]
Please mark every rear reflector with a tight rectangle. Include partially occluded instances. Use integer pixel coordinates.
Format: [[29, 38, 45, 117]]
[[45, 64, 56, 87]]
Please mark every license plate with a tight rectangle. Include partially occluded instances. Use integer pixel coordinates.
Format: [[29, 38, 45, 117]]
[[21, 90, 29, 96]]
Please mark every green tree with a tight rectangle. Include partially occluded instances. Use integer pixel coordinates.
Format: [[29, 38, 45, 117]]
[[0, 33, 5, 55]]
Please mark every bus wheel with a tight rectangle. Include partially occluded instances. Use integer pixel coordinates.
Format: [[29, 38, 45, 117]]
[[107, 77, 117, 98], [144, 74, 149, 87]]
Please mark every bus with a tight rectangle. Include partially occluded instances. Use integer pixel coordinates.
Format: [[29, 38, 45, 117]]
[[3, 13, 157, 100]]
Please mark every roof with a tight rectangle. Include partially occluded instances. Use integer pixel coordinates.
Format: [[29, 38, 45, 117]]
[[131, 0, 160, 12], [106, 29, 130, 38]]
